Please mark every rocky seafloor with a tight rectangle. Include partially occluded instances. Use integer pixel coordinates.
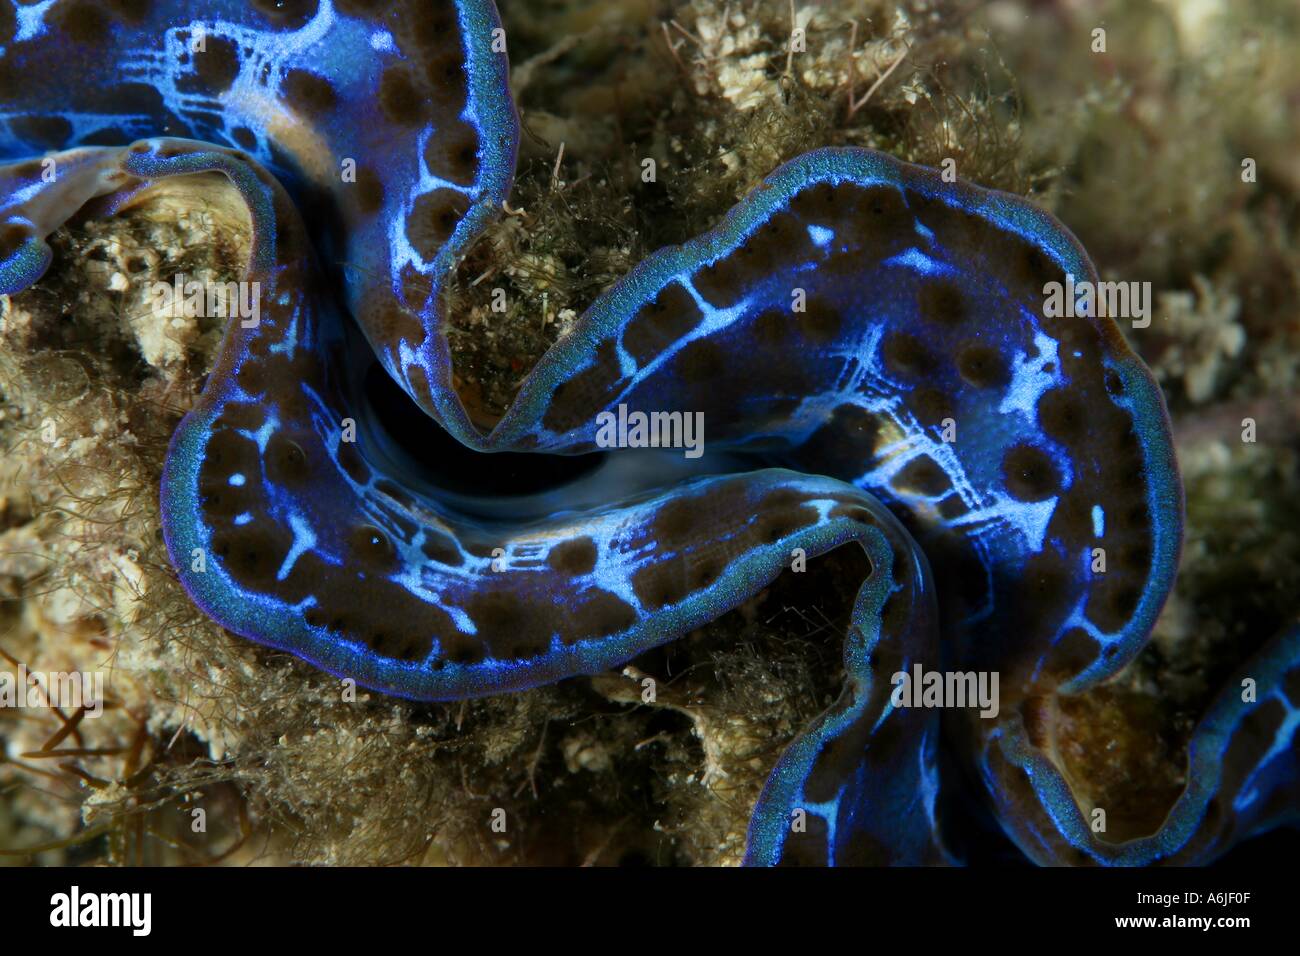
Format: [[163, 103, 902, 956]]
[[1, 0, 1297, 865]]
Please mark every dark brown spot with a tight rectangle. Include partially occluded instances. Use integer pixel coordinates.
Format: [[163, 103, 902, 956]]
[[1017, 245, 1060, 293], [1084, 577, 1142, 633], [115, 83, 166, 118], [883, 332, 937, 378], [368, 628, 429, 662], [347, 524, 397, 573], [632, 560, 688, 611], [379, 66, 428, 125], [775, 814, 830, 866], [1047, 490, 1093, 543], [421, 531, 463, 567], [337, 441, 370, 485], [265, 433, 310, 486], [1038, 388, 1088, 446], [568, 591, 638, 641], [798, 297, 842, 343], [689, 554, 725, 589], [937, 496, 969, 521], [406, 189, 470, 258], [335, 0, 389, 15], [191, 36, 240, 94], [10, 116, 72, 150], [363, 298, 426, 350], [408, 4, 457, 46], [423, 121, 479, 187], [424, 51, 469, 111], [467, 591, 556, 659], [651, 488, 740, 550], [957, 342, 1010, 389], [797, 404, 879, 479], [542, 340, 624, 434], [676, 338, 726, 384], [787, 180, 837, 220], [547, 537, 597, 576], [1115, 541, 1152, 572], [1043, 628, 1102, 684], [1002, 444, 1060, 501], [848, 184, 912, 238], [281, 69, 338, 115], [235, 360, 266, 396], [212, 524, 292, 590], [1008, 550, 1073, 644], [53, 1, 111, 45], [0, 222, 30, 260], [892, 456, 952, 497], [919, 280, 966, 326], [202, 429, 259, 475], [106, 0, 152, 22], [352, 167, 386, 216], [752, 307, 789, 347], [251, 0, 318, 29], [909, 386, 954, 427], [622, 283, 702, 364], [755, 496, 817, 544]]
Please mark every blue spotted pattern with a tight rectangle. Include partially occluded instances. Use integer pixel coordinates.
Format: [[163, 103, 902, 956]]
[[0, 0, 1295, 866]]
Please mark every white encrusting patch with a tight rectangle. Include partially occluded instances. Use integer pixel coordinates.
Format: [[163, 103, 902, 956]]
[[807, 224, 834, 248], [949, 494, 1058, 555], [998, 329, 1063, 422], [244, 412, 280, 453], [14, 0, 57, 44], [276, 512, 316, 581], [881, 247, 945, 276]]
